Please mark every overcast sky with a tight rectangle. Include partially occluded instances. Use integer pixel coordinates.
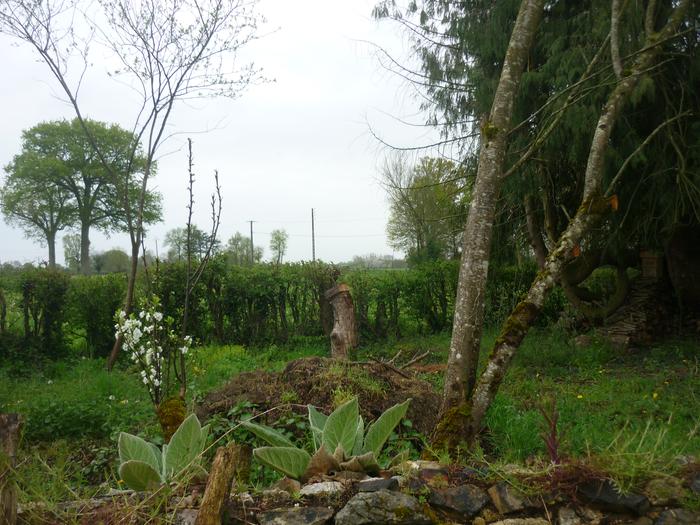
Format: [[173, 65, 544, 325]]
[[0, 0, 441, 266]]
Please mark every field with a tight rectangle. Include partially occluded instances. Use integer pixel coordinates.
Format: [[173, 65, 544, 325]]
[[2, 328, 698, 512]]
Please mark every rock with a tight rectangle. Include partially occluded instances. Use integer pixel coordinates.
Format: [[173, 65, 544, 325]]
[[654, 509, 700, 525], [299, 481, 345, 497], [472, 518, 486, 525], [173, 509, 198, 525], [628, 517, 653, 525], [358, 477, 399, 492], [690, 472, 700, 495], [577, 506, 603, 524], [487, 482, 527, 514], [557, 506, 582, 525], [275, 477, 302, 495], [489, 519, 549, 525], [578, 479, 650, 516], [262, 488, 293, 506], [257, 506, 334, 525], [334, 489, 434, 525], [644, 477, 685, 506], [428, 484, 489, 519]]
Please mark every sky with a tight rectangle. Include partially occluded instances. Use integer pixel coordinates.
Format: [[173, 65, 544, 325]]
[[0, 0, 442, 266]]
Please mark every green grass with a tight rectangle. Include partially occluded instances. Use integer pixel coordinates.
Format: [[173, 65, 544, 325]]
[[1, 328, 699, 503]]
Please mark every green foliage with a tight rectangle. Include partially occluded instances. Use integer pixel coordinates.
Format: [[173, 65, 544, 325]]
[[245, 397, 411, 480], [117, 414, 209, 491], [66, 273, 126, 357]]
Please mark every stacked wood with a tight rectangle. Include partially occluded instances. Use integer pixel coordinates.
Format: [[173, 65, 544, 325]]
[[598, 277, 674, 348]]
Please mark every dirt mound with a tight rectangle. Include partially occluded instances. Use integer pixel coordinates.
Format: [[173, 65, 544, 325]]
[[197, 357, 440, 434]]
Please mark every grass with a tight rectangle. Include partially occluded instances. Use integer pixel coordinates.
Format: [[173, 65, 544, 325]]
[[1, 328, 699, 507]]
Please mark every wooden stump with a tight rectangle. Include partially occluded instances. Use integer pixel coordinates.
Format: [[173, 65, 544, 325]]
[[1, 414, 22, 525], [195, 442, 247, 525], [324, 284, 358, 360]]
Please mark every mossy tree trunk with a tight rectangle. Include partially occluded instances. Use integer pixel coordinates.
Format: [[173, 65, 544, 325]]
[[461, 0, 692, 445], [433, 0, 546, 450]]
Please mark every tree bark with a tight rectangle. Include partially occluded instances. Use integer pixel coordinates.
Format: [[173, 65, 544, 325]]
[[47, 231, 56, 269], [195, 442, 240, 525], [433, 0, 546, 450], [1, 414, 22, 525], [463, 0, 692, 443], [524, 195, 547, 269], [325, 284, 358, 360], [80, 219, 91, 275]]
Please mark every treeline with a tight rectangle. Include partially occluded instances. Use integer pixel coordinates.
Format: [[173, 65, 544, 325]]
[[0, 258, 565, 361]]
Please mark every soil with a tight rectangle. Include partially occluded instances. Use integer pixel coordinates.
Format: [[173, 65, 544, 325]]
[[196, 356, 441, 434]]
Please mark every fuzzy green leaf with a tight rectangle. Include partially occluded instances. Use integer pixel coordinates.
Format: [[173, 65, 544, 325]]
[[308, 405, 328, 450], [241, 420, 295, 448], [352, 415, 365, 457], [164, 414, 205, 480], [363, 399, 411, 456], [253, 447, 311, 480], [119, 460, 162, 491], [118, 432, 160, 474], [322, 397, 359, 456]]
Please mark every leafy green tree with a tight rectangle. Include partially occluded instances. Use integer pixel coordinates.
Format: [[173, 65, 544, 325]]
[[63, 234, 81, 272], [269, 229, 288, 265], [225, 232, 263, 266], [92, 248, 130, 274], [9, 119, 162, 275], [383, 155, 469, 264], [1, 154, 75, 267], [164, 226, 219, 262]]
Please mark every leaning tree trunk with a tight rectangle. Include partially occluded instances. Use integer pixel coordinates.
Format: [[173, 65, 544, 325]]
[[433, 0, 546, 450], [463, 0, 692, 444], [325, 284, 358, 360], [1, 414, 22, 525]]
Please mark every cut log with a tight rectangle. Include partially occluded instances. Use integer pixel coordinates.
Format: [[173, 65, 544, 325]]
[[195, 442, 243, 525], [324, 284, 358, 360], [1, 414, 22, 525]]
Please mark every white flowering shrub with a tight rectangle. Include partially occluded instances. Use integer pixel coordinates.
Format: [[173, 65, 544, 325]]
[[115, 296, 193, 405]]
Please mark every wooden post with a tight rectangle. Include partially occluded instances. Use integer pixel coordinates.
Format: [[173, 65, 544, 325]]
[[1, 414, 22, 525], [324, 284, 358, 360], [195, 442, 243, 525]]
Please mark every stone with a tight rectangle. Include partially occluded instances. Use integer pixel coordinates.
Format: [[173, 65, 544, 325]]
[[472, 518, 486, 525], [578, 479, 650, 515], [173, 509, 198, 525], [644, 477, 685, 506], [334, 489, 434, 525], [487, 482, 527, 514], [690, 472, 700, 495], [654, 509, 700, 525], [358, 477, 399, 492], [577, 506, 603, 524], [428, 484, 489, 519], [257, 506, 334, 525], [628, 518, 653, 525], [275, 477, 302, 495], [299, 481, 345, 497], [489, 519, 549, 525], [261, 488, 293, 506], [557, 506, 582, 525], [418, 467, 450, 487]]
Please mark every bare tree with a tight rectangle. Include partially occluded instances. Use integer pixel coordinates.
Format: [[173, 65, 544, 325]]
[[0, 0, 263, 368]]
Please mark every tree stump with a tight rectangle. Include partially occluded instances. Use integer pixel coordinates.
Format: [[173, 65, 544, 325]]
[[1, 414, 22, 525], [195, 442, 245, 525], [325, 284, 358, 360]]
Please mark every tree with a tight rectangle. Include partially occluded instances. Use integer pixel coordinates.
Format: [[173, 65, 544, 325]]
[[92, 248, 130, 274], [269, 229, 288, 265], [63, 234, 81, 271], [225, 232, 263, 266], [383, 155, 469, 264], [376, 0, 696, 450], [10, 119, 162, 274], [1, 154, 75, 268], [164, 226, 219, 262], [0, 0, 263, 368]]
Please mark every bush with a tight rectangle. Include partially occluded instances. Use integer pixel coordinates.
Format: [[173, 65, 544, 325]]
[[66, 274, 127, 357]]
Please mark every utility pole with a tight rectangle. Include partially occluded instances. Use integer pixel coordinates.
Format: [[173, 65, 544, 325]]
[[248, 220, 255, 265], [311, 208, 316, 262]]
